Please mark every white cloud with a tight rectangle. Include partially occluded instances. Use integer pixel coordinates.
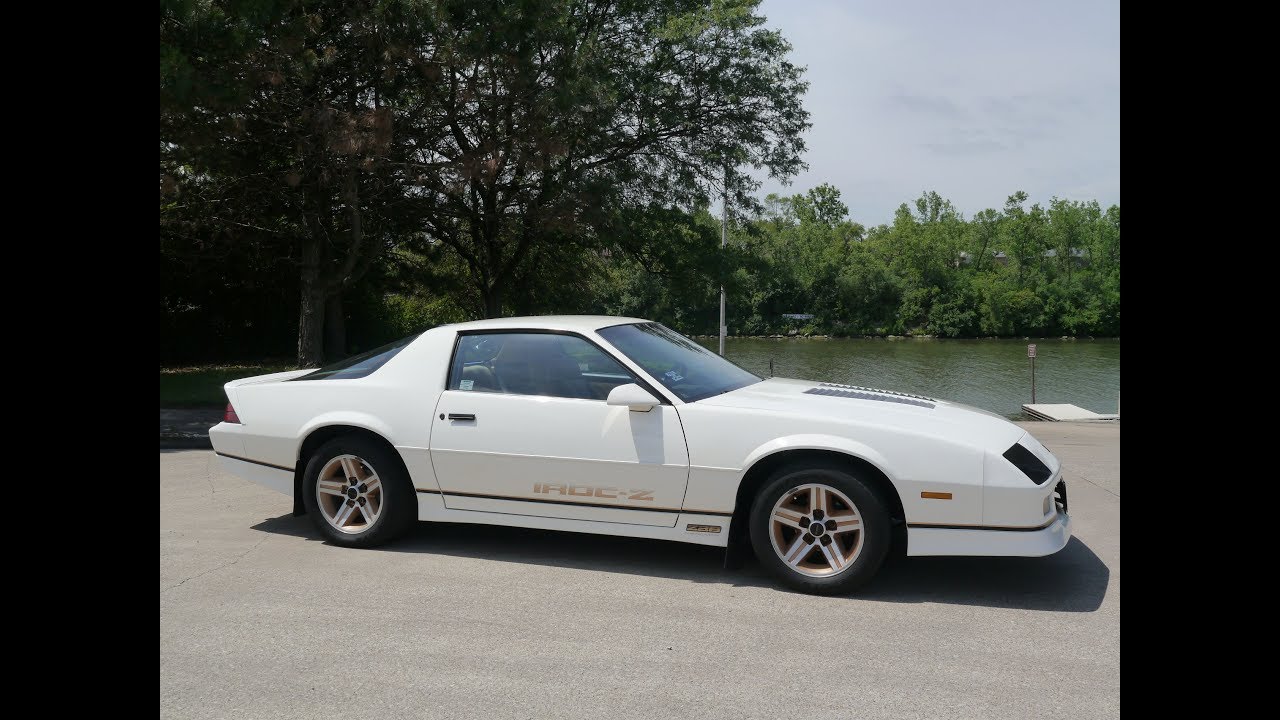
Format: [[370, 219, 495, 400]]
[[748, 0, 1120, 224]]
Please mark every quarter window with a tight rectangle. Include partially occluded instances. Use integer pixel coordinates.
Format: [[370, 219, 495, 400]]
[[291, 333, 419, 381], [448, 332, 635, 401]]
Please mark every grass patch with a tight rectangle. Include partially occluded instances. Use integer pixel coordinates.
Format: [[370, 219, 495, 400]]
[[160, 363, 295, 407]]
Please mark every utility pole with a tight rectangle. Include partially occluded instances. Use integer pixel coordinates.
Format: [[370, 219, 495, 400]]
[[719, 167, 727, 356]]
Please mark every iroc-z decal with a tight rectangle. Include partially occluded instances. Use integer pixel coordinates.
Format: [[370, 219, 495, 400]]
[[532, 483, 655, 501]]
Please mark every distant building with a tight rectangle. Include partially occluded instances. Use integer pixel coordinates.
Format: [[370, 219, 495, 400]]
[[781, 313, 814, 321], [954, 249, 1087, 268], [1043, 248, 1089, 265]]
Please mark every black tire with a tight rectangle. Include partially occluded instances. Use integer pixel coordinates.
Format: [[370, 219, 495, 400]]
[[301, 435, 416, 548], [748, 461, 892, 595]]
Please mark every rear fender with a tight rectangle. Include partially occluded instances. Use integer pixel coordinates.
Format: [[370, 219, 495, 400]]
[[296, 412, 399, 458]]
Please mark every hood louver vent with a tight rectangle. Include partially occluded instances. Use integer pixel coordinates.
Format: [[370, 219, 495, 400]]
[[804, 383, 936, 409], [817, 382, 937, 402]]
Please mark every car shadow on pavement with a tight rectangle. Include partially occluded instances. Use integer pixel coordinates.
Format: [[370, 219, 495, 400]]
[[251, 514, 1109, 612]]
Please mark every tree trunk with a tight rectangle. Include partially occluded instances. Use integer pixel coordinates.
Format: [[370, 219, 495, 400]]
[[297, 237, 325, 367], [481, 284, 502, 318], [324, 293, 346, 360]]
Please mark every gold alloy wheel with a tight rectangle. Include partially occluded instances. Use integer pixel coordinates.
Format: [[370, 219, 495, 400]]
[[315, 454, 383, 534], [768, 483, 865, 577]]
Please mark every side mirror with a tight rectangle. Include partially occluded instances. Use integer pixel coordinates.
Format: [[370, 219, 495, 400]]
[[606, 383, 660, 412]]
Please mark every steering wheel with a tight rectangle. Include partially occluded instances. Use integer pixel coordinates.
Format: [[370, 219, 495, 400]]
[[470, 337, 510, 392], [473, 336, 500, 362]]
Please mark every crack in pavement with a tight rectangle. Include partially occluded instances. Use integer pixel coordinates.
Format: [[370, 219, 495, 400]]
[[162, 534, 270, 595], [204, 454, 217, 496], [1068, 470, 1120, 499]]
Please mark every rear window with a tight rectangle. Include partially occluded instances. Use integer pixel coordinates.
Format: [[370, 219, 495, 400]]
[[291, 334, 419, 381]]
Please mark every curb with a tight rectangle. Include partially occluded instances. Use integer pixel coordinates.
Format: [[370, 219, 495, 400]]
[[160, 434, 213, 450]]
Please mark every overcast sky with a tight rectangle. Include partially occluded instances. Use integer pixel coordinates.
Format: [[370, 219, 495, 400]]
[[749, 0, 1120, 226]]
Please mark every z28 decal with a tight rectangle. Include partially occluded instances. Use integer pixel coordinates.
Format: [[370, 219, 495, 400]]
[[532, 483, 655, 501]]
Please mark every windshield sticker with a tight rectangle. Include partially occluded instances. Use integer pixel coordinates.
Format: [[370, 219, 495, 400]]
[[459, 380, 474, 391], [664, 370, 684, 382]]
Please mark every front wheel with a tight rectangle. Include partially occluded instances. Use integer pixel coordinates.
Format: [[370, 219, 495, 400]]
[[749, 463, 891, 595], [301, 435, 416, 548]]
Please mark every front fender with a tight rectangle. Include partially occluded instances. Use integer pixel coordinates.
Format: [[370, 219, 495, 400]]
[[680, 432, 907, 516], [737, 432, 984, 527], [740, 434, 901, 485]]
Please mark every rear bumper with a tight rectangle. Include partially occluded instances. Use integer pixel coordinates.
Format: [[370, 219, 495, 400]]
[[208, 421, 246, 457], [214, 454, 293, 496], [209, 422, 293, 497], [906, 511, 1072, 557]]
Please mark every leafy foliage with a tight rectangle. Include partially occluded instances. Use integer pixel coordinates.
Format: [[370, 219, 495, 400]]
[[602, 185, 1120, 339], [160, 0, 810, 364], [159, 3, 1118, 366]]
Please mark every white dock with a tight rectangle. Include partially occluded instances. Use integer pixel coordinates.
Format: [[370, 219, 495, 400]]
[[1022, 403, 1119, 422]]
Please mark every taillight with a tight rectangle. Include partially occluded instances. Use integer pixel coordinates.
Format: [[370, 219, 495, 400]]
[[224, 403, 241, 424]]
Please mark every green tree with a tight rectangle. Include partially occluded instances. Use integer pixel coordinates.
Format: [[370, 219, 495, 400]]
[[970, 208, 1001, 270], [1047, 197, 1086, 281], [161, 0, 430, 365], [1001, 191, 1047, 286], [793, 184, 849, 227], [399, 0, 809, 317]]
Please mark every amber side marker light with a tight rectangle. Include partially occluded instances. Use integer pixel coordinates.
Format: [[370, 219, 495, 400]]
[[920, 491, 952, 500]]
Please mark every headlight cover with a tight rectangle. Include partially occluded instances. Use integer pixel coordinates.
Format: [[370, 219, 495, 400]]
[[1002, 442, 1052, 485]]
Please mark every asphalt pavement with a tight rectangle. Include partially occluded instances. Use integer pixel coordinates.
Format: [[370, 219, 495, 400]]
[[160, 421, 1119, 720]]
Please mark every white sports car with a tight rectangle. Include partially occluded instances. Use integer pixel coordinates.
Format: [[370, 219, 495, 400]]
[[210, 315, 1070, 594]]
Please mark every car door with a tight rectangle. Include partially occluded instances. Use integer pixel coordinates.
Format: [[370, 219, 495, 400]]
[[429, 330, 689, 527]]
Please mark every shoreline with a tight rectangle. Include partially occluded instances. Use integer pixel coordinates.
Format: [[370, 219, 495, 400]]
[[691, 334, 1120, 341]]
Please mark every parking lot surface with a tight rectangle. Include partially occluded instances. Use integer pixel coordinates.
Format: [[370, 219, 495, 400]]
[[160, 422, 1119, 720]]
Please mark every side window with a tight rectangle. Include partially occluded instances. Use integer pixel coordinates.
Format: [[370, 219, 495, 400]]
[[448, 333, 635, 401]]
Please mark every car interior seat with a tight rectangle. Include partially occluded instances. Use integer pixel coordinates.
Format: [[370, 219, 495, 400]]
[[459, 364, 498, 391], [491, 335, 589, 399]]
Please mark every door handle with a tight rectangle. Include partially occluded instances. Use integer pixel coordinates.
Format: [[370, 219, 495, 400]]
[[447, 413, 476, 421]]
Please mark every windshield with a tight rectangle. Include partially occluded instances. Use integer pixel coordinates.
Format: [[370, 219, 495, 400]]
[[597, 323, 761, 402], [292, 333, 420, 381]]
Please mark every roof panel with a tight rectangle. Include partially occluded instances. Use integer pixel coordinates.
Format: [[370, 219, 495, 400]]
[[439, 315, 653, 333]]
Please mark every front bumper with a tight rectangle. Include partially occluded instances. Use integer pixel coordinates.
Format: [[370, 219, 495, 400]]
[[906, 510, 1072, 557]]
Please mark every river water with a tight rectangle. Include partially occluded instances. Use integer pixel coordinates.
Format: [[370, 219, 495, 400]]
[[694, 337, 1120, 419]]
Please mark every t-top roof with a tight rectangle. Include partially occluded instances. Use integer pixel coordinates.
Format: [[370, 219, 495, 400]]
[[438, 315, 653, 333]]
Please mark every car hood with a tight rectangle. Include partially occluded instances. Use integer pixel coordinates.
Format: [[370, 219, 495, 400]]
[[696, 377, 1026, 450]]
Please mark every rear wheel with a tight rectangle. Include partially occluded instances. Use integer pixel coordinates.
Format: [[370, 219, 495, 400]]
[[749, 462, 891, 595], [302, 436, 415, 547]]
